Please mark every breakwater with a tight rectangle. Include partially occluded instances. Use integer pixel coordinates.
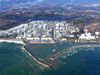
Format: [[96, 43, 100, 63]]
[[23, 46, 52, 68], [51, 44, 100, 59]]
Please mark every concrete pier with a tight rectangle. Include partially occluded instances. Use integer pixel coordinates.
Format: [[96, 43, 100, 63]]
[[51, 44, 100, 59]]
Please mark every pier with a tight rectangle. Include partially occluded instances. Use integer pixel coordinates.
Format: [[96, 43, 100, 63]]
[[51, 44, 100, 59]]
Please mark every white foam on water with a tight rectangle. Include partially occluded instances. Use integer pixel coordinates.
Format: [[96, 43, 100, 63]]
[[58, 47, 83, 59], [14, 46, 19, 51], [21, 47, 32, 59], [39, 65, 46, 70], [0, 39, 24, 45], [83, 47, 95, 51]]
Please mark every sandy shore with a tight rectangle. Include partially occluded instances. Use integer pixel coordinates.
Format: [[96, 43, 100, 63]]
[[0, 39, 24, 44]]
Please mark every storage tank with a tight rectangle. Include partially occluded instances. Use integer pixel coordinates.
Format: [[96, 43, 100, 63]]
[[95, 32, 100, 35]]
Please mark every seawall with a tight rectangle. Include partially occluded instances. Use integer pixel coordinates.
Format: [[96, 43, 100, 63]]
[[23, 46, 52, 68], [51, 44, 100, 59], [0, 39, 52, 68]]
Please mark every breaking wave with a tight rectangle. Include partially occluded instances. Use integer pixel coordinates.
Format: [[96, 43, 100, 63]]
[[58, 47, 97, 59]]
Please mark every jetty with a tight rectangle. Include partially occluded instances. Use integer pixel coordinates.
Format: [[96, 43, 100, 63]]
[[51, 44, 100, 59], [23, 43, 100, 68], [23, 46, 52, 68]]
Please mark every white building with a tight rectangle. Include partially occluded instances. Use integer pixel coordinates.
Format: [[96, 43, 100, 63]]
[[79, 33, 96, 40], [41, 37, 53, 41], [16, 36, 22, 39], [69, 34, 75, 38], [26, 37, 33, 40], [26, 37, 40, 40], [62, 38, 67, 41], [33, 37, 40, 40]]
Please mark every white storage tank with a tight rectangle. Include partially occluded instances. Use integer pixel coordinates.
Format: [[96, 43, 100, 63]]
[[95, 32, 100, 35]]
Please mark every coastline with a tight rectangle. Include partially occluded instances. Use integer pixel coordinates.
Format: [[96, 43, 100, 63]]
[[0, 39, 51, 68], [1, 39, 100, 68], [0, 39, 24, 45]]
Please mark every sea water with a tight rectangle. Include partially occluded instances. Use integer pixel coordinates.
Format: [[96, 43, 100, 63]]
[[0, 42, 100, 75]]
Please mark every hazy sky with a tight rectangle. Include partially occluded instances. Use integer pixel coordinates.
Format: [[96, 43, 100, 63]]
[[0, 0, 100, 3]]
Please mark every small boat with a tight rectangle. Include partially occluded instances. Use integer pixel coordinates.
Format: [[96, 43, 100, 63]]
[[53, 49, 58, 52], [60, 43, 63, 44]]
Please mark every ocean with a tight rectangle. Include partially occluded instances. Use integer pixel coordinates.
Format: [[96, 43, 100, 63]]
[[0, 42, 100, 75]]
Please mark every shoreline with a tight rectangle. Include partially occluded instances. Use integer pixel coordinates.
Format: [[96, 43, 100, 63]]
[[0, 39, 51, 68], [0, 39, 24, 45], [1, 40, 100, 68]]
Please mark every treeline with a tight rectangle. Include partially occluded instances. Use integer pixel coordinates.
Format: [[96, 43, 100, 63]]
[[0, 22, 19, 30]]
